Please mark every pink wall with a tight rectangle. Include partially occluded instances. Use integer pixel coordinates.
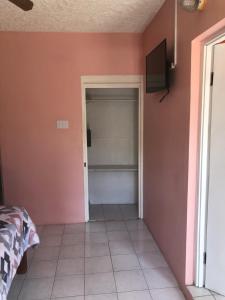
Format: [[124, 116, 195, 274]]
[[143, 0, 225, 289], [0, 32, 142, 224], [1, 0, 225, 291]]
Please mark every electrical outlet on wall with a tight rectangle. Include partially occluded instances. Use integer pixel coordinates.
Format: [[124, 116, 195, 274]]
[[56, 120, 69, 129]]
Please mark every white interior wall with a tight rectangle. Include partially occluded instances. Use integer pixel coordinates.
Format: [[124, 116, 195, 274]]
[[87, 101, 138, 166], [88, 170, 138, 204]]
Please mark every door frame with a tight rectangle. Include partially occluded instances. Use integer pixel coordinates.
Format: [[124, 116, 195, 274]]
[[195, 32, 225, 287], [81, 75, 144, 222]]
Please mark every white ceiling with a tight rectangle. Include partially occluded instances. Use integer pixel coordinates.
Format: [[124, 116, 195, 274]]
[[0, 0, 165, 32]]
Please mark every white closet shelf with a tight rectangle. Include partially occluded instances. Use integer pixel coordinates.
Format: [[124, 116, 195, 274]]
[[88, 165, 138, 172], [86, 99, 137, 103]]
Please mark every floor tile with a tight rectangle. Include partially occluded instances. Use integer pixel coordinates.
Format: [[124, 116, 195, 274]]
[[103, 204, 121, 212], [126, 220, 147, 231], [36, 225, 44, 235], [111, 254, 140, 271], [27, 260, 57, 278], [42, 224, 64, 236], [187, 285, 211, 297], [33, 246, 60, 261], [85, 294, 117, 300], [107, 230, 130, 241], [212, 290, 225, 300], [85, 272, 116, 295], [143, 267, 178, 289], [7, 279, 24, 300], [109, 240, 134, 255], [64, 223, 86, 234], [62, 233, 85, 245], [89, 204, 104, 221], [85, 256, 113, 274], [89, 204, 138, 222], [118, 290, 152, 300], [120, 205, 138, 220], [114, 270, 148, 292], [59, 245, 84, 259], [86, 222, 106, 232], [18, 277, 54, 300], [14, 273, 26, 281], [27, 248, 35, 264], [51, 297, 84, 300], [138, 252, 167, 269], [103, 205, 123, 220], [129, 230, 153, 241], [214, 295, 225, 300], [106, 221, 127, 232], [39, 235, 62, 247], [194, 297, 215, 300], [52, 275, 84, 297], [150, 288, 185, 300], [56, 258, 84, 276], [132, 240, 157, 254], [85, 242, 110, 257], [85, 232, 108, 243]]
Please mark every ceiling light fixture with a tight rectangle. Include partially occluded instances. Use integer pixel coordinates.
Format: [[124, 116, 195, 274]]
[[180, 0, 207, 12]]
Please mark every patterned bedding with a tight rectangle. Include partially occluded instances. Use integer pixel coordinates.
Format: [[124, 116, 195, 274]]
[[0, 206, 39, 300]]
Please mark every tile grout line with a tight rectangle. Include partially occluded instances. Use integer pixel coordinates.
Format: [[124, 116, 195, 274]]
[[126, 220, 177, 299], [50, 224, 64, 299], [109, 220, 151, 298], [107, 230, 119, 300], [102, 204, 106, 222], [126, 222, 154, 299], [15, 265, 26, 299], [118, 204, 124, 220]]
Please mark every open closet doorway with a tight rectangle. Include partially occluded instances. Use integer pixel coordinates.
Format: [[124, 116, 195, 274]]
[[81, 76, 143, 222]]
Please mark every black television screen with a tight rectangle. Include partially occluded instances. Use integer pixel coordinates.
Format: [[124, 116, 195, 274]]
[[146, 39, 168, 93]]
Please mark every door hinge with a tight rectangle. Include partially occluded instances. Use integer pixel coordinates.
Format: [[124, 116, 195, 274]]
[[203, 252, 207, 265], [84, 162, 87, 167], [210, 71, 214, 86]]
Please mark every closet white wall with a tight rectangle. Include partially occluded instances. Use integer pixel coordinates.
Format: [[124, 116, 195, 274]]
[[86, 88, 138, 205]]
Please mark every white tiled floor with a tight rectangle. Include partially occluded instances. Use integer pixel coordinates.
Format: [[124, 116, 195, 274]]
[[187, 285, 225, 300], [8, 220, 187, 300]]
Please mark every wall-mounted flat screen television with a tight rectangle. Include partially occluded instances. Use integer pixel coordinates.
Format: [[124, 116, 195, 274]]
[[146, 39, 169, 93]]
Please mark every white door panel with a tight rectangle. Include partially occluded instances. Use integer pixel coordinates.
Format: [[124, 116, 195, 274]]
[[205, 44, 225, 295]]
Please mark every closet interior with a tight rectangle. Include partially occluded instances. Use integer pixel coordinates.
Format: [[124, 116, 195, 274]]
[[86, 87, 139, 221]]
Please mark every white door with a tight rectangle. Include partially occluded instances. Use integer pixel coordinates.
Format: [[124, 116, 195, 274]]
[[205, 43, 225, 296]]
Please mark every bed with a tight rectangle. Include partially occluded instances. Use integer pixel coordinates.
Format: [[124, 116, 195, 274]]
[[0, 206, 39, 300]]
